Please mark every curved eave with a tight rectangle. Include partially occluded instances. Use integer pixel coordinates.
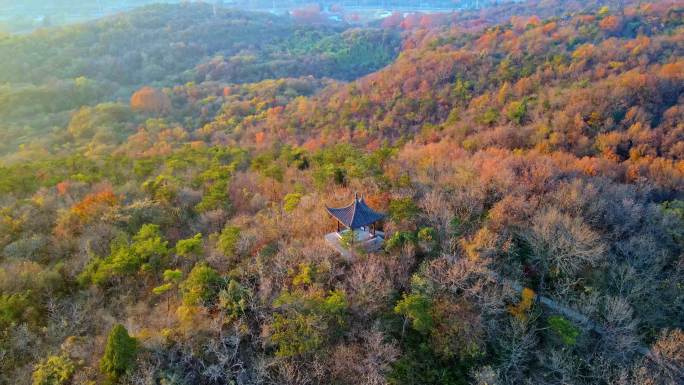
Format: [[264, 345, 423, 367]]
[[325, 198, 385, 229]]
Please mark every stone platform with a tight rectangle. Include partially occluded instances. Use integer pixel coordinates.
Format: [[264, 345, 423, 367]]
[[324, 230, 385, 260]]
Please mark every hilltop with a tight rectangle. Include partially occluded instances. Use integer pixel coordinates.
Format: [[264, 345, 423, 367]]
[[1, 1, 683, 385]]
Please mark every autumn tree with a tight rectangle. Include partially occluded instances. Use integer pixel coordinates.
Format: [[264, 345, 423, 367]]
[[130, 87, 171, 115], [32, 354, 75, 385], [524, 208, 605, 289]]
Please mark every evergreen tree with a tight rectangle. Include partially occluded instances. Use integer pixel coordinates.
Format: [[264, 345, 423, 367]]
[[100, 324, 138, 383]]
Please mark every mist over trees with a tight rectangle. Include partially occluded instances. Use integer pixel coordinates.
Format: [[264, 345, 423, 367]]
[[0, 0, 502, 34]]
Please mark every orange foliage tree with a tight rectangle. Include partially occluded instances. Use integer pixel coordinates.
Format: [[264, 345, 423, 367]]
[[599, 15, 622, 32], [130, 87, 171, 114], [71, 188, 119, 220]]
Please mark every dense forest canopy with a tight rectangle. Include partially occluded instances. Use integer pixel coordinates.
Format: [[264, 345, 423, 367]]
[[1, 1, 684, 385], [0, 3, 401, 158]]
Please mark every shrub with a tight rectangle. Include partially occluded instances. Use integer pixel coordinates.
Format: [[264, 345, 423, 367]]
[[385, 231, 417, 251], [547, 316, 580, 345], [32, 354, 75, 385], [389, 198, 420, 222], [0, 291, 40, 328], [218, 280, 250, 321], [283, 193, 303, 213], [292, 263, 315, 287], [271, 313, 323, 357], [271, 289, 348, 357]]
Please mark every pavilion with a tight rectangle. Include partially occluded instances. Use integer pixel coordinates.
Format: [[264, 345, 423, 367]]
[[324, 193, 385, 257]]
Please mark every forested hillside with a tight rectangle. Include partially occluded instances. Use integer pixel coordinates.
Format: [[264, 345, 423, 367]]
[[0, 3, 400, 156], [1, 1, 684, 385]]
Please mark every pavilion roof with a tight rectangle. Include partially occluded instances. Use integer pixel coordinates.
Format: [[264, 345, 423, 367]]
[[326, 193, 385, 229]]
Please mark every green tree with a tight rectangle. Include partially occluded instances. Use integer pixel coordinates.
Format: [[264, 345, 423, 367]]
[[32, 354, 75, 385], [452, 78, 473, 104], [153, 269, 183, 315], [313, 164, 346, 188], [195, 179, 230, 213], [81, 225, 169, 286], [130, 224, 169, 273], [389, 198, 420, 222], [478, 108, 499, 126], [661, 200, 684, 244], [264, 164, 284, 183], [271, 313, 324, 357], [181, 263, 223, 307], [218, 279, 251, 322], [506, 100, 527, 125], [100, 324, 137, 384], [67, 103, 132, 140], [548, 316, 580, 345], [417, 227, 439, 255], [394, 293, 434, 334], [142, 174, 179, 203], [217, 225, 241, 258], [175, 233, 203, 258], [283, 193, 303, 213], [339, 229, 358, 249]]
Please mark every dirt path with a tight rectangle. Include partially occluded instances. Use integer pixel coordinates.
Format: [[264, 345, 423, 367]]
[[501, 274, 683, 379]]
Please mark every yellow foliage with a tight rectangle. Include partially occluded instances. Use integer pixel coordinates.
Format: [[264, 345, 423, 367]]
[[497, 82, 510, 105], [176, 304, 201, 330], [136, 328, 153, 341], [572, 43, 596, 61], [461, 228, 498, 260], [508, 287, 536, 320]]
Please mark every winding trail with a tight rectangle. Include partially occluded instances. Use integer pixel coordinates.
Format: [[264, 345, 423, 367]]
[[500, 274, 683, 379]]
